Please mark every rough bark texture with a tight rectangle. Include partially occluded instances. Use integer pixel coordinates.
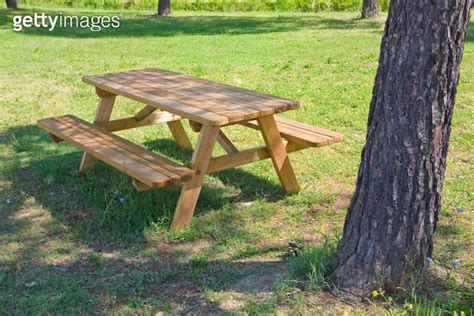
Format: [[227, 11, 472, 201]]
[[361, 0, 378, 18], [158, 0, 170, 16], [328, 0, 471, 294], [5, 0, 18, 9]]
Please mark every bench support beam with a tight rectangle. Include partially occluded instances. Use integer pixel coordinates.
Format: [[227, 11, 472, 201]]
[[133, 178, 152, 192], [189, 121, 238, 154], [134, 105, 157, 121], [97, 112, 181, 132], [134, 106, 192, 150], [216, 129, 239, 154], [48, 133, 63, 143], [207, 141, 306, 174]]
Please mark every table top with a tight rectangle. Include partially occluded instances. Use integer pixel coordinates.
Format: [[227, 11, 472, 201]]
[[83, 68, 300, 126]]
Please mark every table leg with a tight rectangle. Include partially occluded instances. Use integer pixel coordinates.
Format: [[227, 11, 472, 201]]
[[171, 125, 219, 230], [257, 115, 300, 193], [79, 88, 116, 171]]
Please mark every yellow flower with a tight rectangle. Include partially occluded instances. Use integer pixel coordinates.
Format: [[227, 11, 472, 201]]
[[460, 311, 465, 316], [371, 290, 378, 298], [404, 303, 413, 311]]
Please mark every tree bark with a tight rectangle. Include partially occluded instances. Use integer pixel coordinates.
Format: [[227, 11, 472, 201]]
[[361, 0, 378, 18], [5, 0, 18, 9], [158, 0, 170, 16], [328, 0, 471, 295]]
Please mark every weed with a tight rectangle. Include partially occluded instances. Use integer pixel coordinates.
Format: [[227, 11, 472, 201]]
[[289, 235, 338, 290]]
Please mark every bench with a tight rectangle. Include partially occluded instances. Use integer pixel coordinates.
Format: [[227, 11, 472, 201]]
[[240, 116, 343, 148], [38, 114, 342, 191], [190, 117, 343, 149], [37, 115, 193, 191], [187, 117, 343, 174]]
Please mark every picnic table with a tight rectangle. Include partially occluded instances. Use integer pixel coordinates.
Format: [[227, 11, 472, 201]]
[[38, 68, 342, 230]]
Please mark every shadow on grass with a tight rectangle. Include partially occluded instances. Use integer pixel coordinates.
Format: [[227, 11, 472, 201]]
[[0, 124, 283, 246], [467, 21, 474, 42], [436, 223, 461, 237], [410, 270, 474, 313], [2, 125, 472, 313], [0, 124, 291, 313], [143, 138, 285, 201], [0, 242, 290, 313], [0, 8, 384, 37]]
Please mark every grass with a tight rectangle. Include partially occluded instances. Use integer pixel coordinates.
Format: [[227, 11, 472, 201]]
[[289, 236, 338, 290], [19, 0, 391, 12], [0, 6, 473, 314]]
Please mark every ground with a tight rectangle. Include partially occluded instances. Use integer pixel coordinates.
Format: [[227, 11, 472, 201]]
[[0, 7, 472, 315]]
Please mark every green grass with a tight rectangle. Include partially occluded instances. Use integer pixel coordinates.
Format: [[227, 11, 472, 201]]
[[289, 236, 338, 291], [0, 6, 473, 314], [19, 0, 391, 12]]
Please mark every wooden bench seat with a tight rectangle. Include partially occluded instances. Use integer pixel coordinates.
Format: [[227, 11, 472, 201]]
[[37, 115, 193, 190], [240, 116, 343, 147]]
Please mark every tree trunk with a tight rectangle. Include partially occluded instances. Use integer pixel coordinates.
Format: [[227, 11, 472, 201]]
[[328, 0, 471, 295], [5, 0, 18, 9], [361, 0, 378, 18], [158, 0, 170, 16]]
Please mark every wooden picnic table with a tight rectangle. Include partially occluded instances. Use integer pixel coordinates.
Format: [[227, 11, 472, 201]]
[[38, 68, 342, 230]]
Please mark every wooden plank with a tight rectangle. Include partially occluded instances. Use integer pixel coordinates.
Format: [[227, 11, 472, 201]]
[[285, 141, 308, 153], [167, 120, 193, 150], [208, 145, 269, 173], [242, 120, 329, 147], [58, 116, 192, 181], [189, 120, 202, 132], [84, 69, 302, 126], [97, 112, 181, 132], [39, 116, 194, 187], [95, 86, 115, 97], [171, 125, 219, 230], [176, 84, 292, 112], [135, 105, 157, 121], [240, 118, 336, 147], [135, 68, 300, 107], [132, 178, 152, 192], [127, 72, 277, 117], [48, 133, 63, 142], [216, 129, 238, 154], [207, 141, 308, 174], [257, 115, 300, 193], [275, 116, 343, 141], [80, 90, 116, 171], [131, 70, 290, 116], [39, 118, 175, 187], [83, 76, 229, 126], [108, 73, 257, 123], [143, 70, 300, 112], [56, 117, 183, 184]]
